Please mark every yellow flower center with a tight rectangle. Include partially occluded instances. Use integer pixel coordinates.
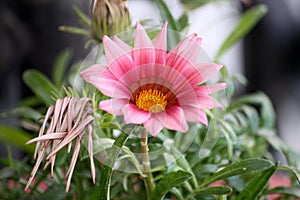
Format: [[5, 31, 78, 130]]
[[135, 89, 167, 113]]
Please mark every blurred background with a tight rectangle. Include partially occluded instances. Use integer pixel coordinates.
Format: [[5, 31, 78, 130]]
[[0, 0, 299, 158]]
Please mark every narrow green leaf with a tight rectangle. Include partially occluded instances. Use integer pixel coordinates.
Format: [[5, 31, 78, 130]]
[[23, 70, 60, 106], [189, 186, 232, 199], [180, 0, 212, 11], [265, 186, 300, 198], [1, 107, 42, 121], [99, 127, 132, 200], [200, 158, 274, 187], [52, 49, 72, 87], [59, 26, 91, 36], [228, 92, 276, 128], [152, 171, 192, 200], [215, 5, 268, 60], [177, 14, 189, 31], [278, 166, 300, 184], [0, 125, 34, 153], [237, 164, 278, 200], [159, 133, 198, 188], [73, 6, 91, 27]]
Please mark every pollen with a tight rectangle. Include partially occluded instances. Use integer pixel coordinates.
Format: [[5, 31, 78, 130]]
[[135, 89, 167, 113]]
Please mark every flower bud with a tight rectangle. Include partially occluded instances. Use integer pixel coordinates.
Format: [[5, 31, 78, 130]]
[[90, 0, 131, 42]]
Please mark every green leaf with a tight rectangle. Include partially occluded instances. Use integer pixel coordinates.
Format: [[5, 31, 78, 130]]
[[278, 166, 300, 185], [98, 125, 134, 200], [228, 92, 276, 128], [237, 164, 278, 200], [59, 26, 91, 36], [215, 4, 268, 60], [180, 0, 212, 11], [52, 49, 72, 87], [1, 107, 42, 121], [177, 14, 189, 31], [73, 6, 91, 27], [152, 171, 192, 200], [188, 186, 232, 199], [23, 70, 60, 106], [200, 158, 274, 187], [265, 186, 300, 198], [0, 125, 34, 153]]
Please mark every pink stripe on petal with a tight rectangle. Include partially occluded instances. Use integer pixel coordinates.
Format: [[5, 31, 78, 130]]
[[166, 34, 201, 71], [196, 83, 227, 95], [103, 36, 135, 78], [182, 105, 208, 126], [80, 65, 125, 97], [133, 22, 155, 65], [197, 96, 224, 110], [103, 36, 133, 64], [122, 104, 151, 124], [165, 106, 188, 133], [195, 63, 223, 83], [154, 21, 168, 50], [144, 112, 166, 136], [153, 22, 168, 65], [99, 99, 129, 115], [112, 36, 132, 53]]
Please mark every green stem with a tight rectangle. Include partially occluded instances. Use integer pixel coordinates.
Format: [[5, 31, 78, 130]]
[[141, 128, 155, 200]]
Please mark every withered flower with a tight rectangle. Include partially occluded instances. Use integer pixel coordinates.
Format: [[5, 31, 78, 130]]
[[25, 97, 95, 193]]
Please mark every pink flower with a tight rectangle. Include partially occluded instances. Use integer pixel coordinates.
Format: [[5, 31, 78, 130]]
[[81, 22, 226, 136]]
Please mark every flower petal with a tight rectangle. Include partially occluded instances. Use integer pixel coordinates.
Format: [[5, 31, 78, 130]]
[[153, 21, 168, 65], [165, 106, 188, 132], [99, 99, 129, 115], [112, 36, 132, 53], [144, 112, 166, 136], [133, 22, 155, 65], [103, 36, 135, 78], [122, 104, 151, 124], [195, 83, 227, 95], [194, 63, 223, 84], [181, 105, 208, 126], [166, 34, 202, 72]]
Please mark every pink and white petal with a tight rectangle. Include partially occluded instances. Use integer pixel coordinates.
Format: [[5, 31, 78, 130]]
[[99, 99, 129, 115], [153, 21, 168, 50], [112, 36, 132, 53], [166, 34, 202, 71], [133, 23, 155, 65], [195, 83, 227, 95], [165, 106, 188, 133], [80, 65, 123, 97], [103, 36, 133, 64], [194, 63, 223, 84], [144, 112, 167, 136], [153, 22, 168, 65], [181, 105, 208, 126], [122, 104, 151, 124], [103, 36, 135, 78], [197, 95, 224, 110], [175, 89, 198, 106]]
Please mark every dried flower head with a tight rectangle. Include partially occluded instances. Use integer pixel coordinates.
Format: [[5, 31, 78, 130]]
[[25, 97, 95, 193], [91, 0, 131, 42]]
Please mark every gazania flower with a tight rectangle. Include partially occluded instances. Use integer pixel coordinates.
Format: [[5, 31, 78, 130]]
[[81, 22, 226, 136], [25, 97, 95, 193]]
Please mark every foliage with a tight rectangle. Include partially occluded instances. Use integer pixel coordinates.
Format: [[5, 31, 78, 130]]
[[1, 1, 300, 200]]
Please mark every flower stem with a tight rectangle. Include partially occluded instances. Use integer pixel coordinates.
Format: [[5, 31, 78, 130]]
[[141, 128, 155, 200]]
